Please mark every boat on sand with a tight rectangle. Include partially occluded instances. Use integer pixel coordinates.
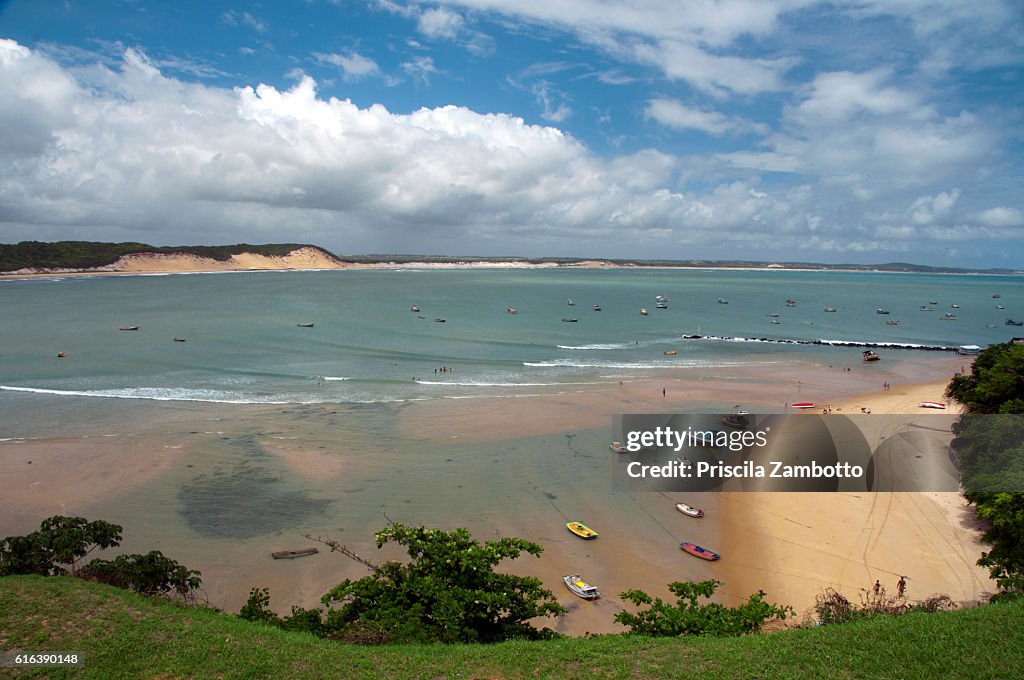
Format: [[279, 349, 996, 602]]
[[567, 522, 598, 539], [676, 503, 704, 518], [680, 542, 720, 561], [563, 574, 600, 599]]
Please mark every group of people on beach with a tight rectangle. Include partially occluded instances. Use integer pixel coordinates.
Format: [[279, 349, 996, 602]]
[[873, 576, 908, 598]]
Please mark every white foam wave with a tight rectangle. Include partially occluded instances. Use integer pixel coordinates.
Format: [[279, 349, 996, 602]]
[[556, 343, 639, 350], [414, 379, 613, 387]]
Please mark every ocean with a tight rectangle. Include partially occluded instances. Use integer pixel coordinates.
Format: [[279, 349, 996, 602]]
[[1, 268, 1021, 422]]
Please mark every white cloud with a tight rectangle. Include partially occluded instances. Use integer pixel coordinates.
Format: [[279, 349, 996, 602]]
[[221, 10, 269, 34], [973, 207, 1024, 229], [418, 7, 466, 39], [315, 51, 382, 81], [906, 189, 959, 226], [645, 98, 766, 136], [402, 55, 439, 83]]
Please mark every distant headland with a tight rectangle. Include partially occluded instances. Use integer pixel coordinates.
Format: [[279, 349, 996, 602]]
[[1, 241, 1020, 276]]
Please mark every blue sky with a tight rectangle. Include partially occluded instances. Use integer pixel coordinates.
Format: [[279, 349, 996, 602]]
[[0, 1, 1022, 267]]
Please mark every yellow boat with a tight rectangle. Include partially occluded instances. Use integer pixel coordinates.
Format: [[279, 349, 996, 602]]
[[566, 522, 598, 540]]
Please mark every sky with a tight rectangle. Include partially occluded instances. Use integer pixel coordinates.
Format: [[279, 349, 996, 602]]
[[0, 1, 1022, 267]]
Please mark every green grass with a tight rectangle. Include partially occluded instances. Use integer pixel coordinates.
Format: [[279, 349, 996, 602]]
[[1, 575, 1022, 679]]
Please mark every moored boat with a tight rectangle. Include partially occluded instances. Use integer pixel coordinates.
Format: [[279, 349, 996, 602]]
[[567, 522, 598, 539], [656, 302, 668, 309], [272, 548, 319, 560], [1007, 319, 1024, 326], [561, 318, 578, 322], [664, 350, 677, 356], [119, 325, 139, 331], [876, 308, 890, 314], [410, 305, 420, 312], [823, 306, 836, 312], [717, 297, 728, 304], [919, 401, 946, 409], [885, 320, 900, 326], [507, 306, 518, 314], [563, 574, 600, 600], [609, 441, 627, 454], [640, 308, 648, 316], [791, 402, 814, 409], [676, 503, 704, 518], [593, 304, 602, 311], [296, 323, 314, 327], [862, 350, 880, 362], [680, 542, 720, 561]]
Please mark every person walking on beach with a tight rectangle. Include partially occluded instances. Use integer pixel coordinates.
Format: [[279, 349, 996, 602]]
[[897, 576, 907, 598], [873, 580, 881, 596]]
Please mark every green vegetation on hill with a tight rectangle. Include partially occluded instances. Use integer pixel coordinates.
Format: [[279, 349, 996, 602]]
[[1, 575, 1022, 679], [946, 341, 1024, 600], [0, 241, 336, 272]]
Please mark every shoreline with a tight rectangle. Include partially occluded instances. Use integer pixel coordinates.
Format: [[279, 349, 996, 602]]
[[0, 354, 991, 634], [3, 251, 1020, 280]]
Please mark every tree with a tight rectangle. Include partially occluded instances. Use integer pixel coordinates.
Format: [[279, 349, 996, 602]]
[[79, 550, 202, 600], [318, 524, 566, 644], [946, 341, 1024, 601], [0, 516, 122, 576], [614, 579, 793, 636]]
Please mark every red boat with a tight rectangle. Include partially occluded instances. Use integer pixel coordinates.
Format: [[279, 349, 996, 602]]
[[680, 542, 720, 561]]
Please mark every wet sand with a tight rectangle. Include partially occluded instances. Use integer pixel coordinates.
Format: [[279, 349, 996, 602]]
[[0, 354, 992, 635]]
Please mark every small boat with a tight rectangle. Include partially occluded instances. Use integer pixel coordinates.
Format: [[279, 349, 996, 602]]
[[823, 306, 836, 312], [876, 308, 890, 314], [951, 304, 960, 309], [410, 305, 420, 312], [791, 402, 814, 409], [296, 323, 314, 328], [640, 308, 648, 316], [567, 299, 575, 306], [664, 350, 677, 356], [593, 304, 602, 311], [996, 305, 1005, 309], [919, 401, 946, 410], [717, 297, 728, 304], [919, 306, 935, 311], [993, 294, 1003, 299], [656, 302, 668, 309], [434, 318, 446, 323], [656, 295, 669, 303], [507, 306, 518, 314], [680, 542, 720, 561], [929, 300, 938, 305], [119, 325, 139, 331], [676, 503, 704, 518], [609, 441, 627, 454], [1007, 319, 1024, 326], [722, 411, 751, 427], [561, 318, 578, 323], [863, 350, 880, 362], [271, 548, 319, 560], [566, 522, 598, 540], [941, 313, 957, 320], [785, 298, 796, 307], [57, 351, 66, 358], [766, 313, 780, 317], [885, 320, 900, 326], [771, 319, 781, 324], [173, 337, 187, 343], [563, 574, 600, 600]]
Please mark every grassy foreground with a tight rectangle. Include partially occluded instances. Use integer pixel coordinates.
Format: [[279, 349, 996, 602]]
[[1, 576, 1022, 679]]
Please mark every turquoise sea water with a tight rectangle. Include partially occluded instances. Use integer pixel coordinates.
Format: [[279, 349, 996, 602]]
[[1, 268, 1022, 423]]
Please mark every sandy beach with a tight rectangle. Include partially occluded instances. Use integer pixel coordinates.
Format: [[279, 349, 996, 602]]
[[0, 351, 993, 636]]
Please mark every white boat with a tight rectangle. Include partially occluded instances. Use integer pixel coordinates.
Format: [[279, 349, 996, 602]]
[[640, 308, 649, 316], [656, 295, 669, 303], [410, 305, 420, 312], [567, 298, 575, 306], [717, 297, 728, 304], [656, 302, 668, 309], [676, 503, 704, 518], [876, 308, 890, 314], [823, 306, 836, 312], [609, 441, 627, 454], [507, 306, 517, 314], [563, 574, 600, 600], [919, 401, 946, 409]]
